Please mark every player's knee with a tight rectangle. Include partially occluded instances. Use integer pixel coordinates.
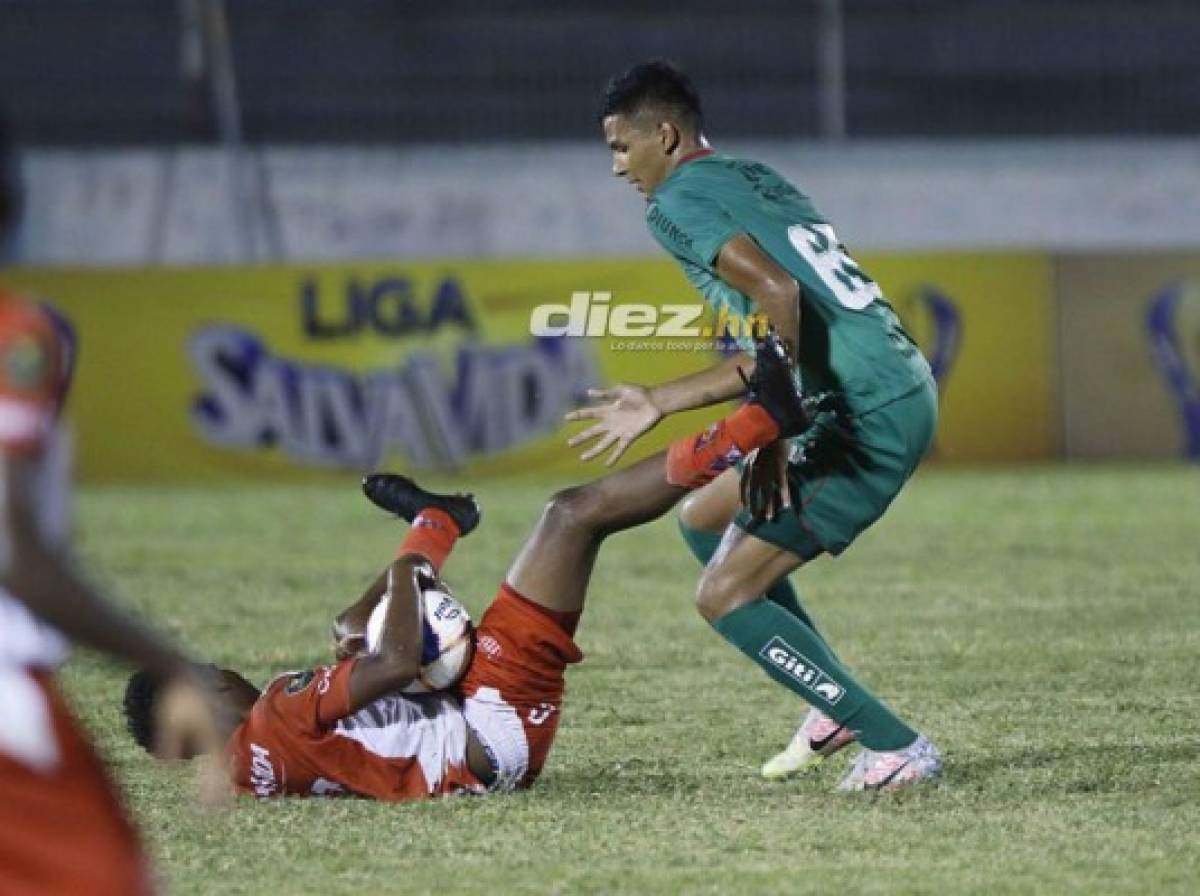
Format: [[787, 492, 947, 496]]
[[541, 487, 583, 533], [678, 475, 738, 533], [541, 484, 607, 536], [695, 566, 754, 624], [677, 492, 709, 532]]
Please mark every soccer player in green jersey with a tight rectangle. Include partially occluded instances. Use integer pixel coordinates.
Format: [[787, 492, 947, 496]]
[[564, 60, 942, 790]]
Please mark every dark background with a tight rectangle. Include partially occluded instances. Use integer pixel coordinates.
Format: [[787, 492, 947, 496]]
[[3, 0, 1198, 144]]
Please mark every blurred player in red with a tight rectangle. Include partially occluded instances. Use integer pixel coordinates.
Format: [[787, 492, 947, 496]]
[[0, 112, 224, 896], [125, 475, 582, 799]]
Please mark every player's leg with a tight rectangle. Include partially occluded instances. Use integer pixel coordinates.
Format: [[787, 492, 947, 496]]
[[678, 467, 830, 646], [697, 527, 940, 790], [458, 459, 684, 789], [345, 477, 481, 652], [679, 469, 847, 779], [359, 466, 684, 789], [454, 452, 687, 788], [697, 527, 916, 749], [363, 459, 685, 618], [714, 380, 942, 788], [361, 476, 481, 575], [504, 328, 828, 617], [505, 451, 687, 614]]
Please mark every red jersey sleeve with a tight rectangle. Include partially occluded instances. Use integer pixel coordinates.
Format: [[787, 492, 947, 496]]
[[0, 296, 62, 456], [264, 660, 358, 731]]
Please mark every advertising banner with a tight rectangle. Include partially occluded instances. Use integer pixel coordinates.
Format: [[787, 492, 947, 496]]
[[870, 253, 1056, 462], [8, 253, 1054, 482], [1057, 254, 1200, 460]]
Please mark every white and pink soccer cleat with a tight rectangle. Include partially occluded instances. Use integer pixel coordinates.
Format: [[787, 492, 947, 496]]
[[760, 707, 857, 780], [836, 734, 942, 792]]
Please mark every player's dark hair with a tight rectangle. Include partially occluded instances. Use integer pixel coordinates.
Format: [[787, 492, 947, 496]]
[[599, 59, 703, 136], [123, 668, 167, 754]]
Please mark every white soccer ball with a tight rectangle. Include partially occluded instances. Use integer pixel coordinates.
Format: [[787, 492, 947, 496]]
[[366, 587, 474, 693]]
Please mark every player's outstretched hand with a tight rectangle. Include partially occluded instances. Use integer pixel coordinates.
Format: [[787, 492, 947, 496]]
[[740, 441, 792, 523], [565, 385, 663, 466], [154, 676, 230, 808]]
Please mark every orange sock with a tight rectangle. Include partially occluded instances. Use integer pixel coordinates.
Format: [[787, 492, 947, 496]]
[[665, 403, 780, 488], [396, 509, 460, 573]]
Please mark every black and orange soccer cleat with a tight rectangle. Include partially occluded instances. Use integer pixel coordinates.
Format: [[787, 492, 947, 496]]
[[742, 328, 843, 439], [361, 474, 481, 537]]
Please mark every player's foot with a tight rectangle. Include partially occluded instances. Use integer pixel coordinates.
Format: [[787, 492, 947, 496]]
[[361, 473, 481, 536], [742, 329, 837, 438], [836, 734, 942, 792], [761, 708, 856, 780]]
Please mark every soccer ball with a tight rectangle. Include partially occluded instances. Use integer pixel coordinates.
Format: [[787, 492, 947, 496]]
[[366, 587, 474, 693]]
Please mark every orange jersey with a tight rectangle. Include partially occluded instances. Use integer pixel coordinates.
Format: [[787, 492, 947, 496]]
[[0, 289, 73, 669], [0, 288, 64, 456], [228, 660, 486, 801], [228, 587, 583, 801], [0, 672, 153, 896]]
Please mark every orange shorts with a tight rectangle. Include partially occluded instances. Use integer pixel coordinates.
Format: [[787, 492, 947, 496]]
[[460, 586, 583, 788], [0, 670, 153, 896]]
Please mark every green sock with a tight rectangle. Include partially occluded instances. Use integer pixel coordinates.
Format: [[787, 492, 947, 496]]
[[713, 600, 917, 751], [678, 520, 834, 656]]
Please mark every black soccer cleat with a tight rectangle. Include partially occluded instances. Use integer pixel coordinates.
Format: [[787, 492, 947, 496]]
[[362, 474, 481, 537], [741, 329, 816, 438]]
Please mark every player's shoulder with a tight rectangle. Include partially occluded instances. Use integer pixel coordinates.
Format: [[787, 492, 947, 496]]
[[676, 153, 771, 183], [265, 660, 362, 729], [264, 664, 341, 699], [0, 290, 53, 345], [0, 289, 60, 388], [657, 154, 805, 208], [687, 155, 812, 206], [645, 156, 738, 238], [656, 153, 742, 197]]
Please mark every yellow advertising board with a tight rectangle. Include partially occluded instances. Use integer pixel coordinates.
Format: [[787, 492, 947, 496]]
[[872, 253, 1057, 462], [1056, 254, 1200, 460], [7, 253, 1054, 482]]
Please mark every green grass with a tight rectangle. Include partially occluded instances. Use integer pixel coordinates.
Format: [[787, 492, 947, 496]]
[[64, 465, 1200, 895]]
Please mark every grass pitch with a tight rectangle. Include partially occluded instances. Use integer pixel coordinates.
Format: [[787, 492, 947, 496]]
[[66, 465, 1199, 895]]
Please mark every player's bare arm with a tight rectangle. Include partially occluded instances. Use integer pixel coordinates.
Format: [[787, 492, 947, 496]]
[[332, 567, 388, 659], [709, 238, 804, 519], [566, 234, 803, 471], [713, 234, 801, 354], [567, 331, 810, 492], [2, 457, 183, 677], [565, 353, 749, 465], [0, 454, 224, 765], [648, 351, 752, 414], [343, 555, 430, 710]]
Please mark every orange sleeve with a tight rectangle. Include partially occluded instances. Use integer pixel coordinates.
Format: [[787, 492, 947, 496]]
[[267, 660, 359, 732], [0, 298, 62, 456]]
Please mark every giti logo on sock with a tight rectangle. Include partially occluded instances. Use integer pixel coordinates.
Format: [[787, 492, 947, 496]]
[[759, 636, 845, 705]]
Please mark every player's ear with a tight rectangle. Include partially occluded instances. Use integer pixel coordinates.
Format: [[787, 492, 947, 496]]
[[658, 120, 681, 155]]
